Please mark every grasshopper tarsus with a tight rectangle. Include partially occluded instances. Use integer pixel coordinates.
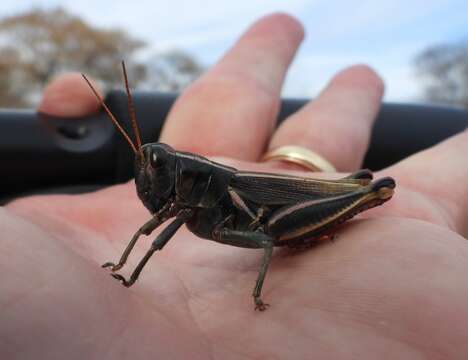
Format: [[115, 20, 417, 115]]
[[102, 262, 123, 272], [322, 233, 338, 244], [111, 273, 135, 287], [254, 298, 270, 311]]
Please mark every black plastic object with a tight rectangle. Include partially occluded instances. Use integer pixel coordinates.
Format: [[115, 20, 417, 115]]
[[0, 90, 467, 201], [275, 99, 468, 170]]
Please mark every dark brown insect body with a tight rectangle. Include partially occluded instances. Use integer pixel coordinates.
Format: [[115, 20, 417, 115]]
[[82, 64, 396, 311]]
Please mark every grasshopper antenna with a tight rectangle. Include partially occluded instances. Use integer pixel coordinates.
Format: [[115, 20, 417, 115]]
[[121, 61, 143, 158], [81, 74, 138, 155]]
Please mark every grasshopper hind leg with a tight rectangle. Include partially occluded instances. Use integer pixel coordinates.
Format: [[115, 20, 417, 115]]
[[343, 169, 373, 184]]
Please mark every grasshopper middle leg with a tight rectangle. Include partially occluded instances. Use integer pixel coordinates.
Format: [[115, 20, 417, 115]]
[[213, 227, 275, 311]]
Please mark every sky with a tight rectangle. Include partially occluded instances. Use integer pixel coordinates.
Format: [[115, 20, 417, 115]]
[[1, 0, 467, 102]]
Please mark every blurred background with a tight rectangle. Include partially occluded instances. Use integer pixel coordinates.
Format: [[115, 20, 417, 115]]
[[0, 0, 467, 109]]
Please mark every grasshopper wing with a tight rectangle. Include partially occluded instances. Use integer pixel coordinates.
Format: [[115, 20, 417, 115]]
[[230, 170, 371, 206]]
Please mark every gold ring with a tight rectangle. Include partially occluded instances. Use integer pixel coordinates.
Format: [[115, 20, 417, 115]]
[[261, 145, 336, 172]]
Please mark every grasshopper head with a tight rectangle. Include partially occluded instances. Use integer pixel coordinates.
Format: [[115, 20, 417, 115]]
[[82, 64, 178, 214], [135, 143, 177, 213]]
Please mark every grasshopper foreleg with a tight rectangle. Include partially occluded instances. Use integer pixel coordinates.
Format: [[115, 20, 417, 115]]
[[102, 202, 174, 272], [102, 216, 160, 272], [112, 214, 188, 287]]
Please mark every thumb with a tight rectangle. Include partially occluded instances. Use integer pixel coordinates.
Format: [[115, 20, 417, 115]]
[[38, 72, 102, 117]]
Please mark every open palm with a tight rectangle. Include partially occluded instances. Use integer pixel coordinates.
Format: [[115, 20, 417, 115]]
[[2, 14, 468, 359]]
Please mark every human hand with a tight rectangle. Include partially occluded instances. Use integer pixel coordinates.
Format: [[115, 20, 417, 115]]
[[2, 13, 468, 359]]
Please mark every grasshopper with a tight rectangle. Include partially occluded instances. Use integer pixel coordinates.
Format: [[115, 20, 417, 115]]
[[82, 63, 395, 311]]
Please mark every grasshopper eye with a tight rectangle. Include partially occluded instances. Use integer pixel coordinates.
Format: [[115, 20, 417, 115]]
[[150, 152, 158, 167], [150, 150, 166, 168]]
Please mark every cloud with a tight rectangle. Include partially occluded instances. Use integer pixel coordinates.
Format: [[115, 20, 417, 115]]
[[282, 39, 430, 102], [1, 0, 466, 102]]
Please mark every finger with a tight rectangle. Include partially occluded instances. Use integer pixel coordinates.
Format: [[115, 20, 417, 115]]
[[38, 73, 101, 117], [384, 129, 468, 235], [268, 65, 384, 171], [160, 13, 304, 161]]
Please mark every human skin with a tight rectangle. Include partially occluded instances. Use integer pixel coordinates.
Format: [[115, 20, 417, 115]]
[[2, 13, 468, 359]]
